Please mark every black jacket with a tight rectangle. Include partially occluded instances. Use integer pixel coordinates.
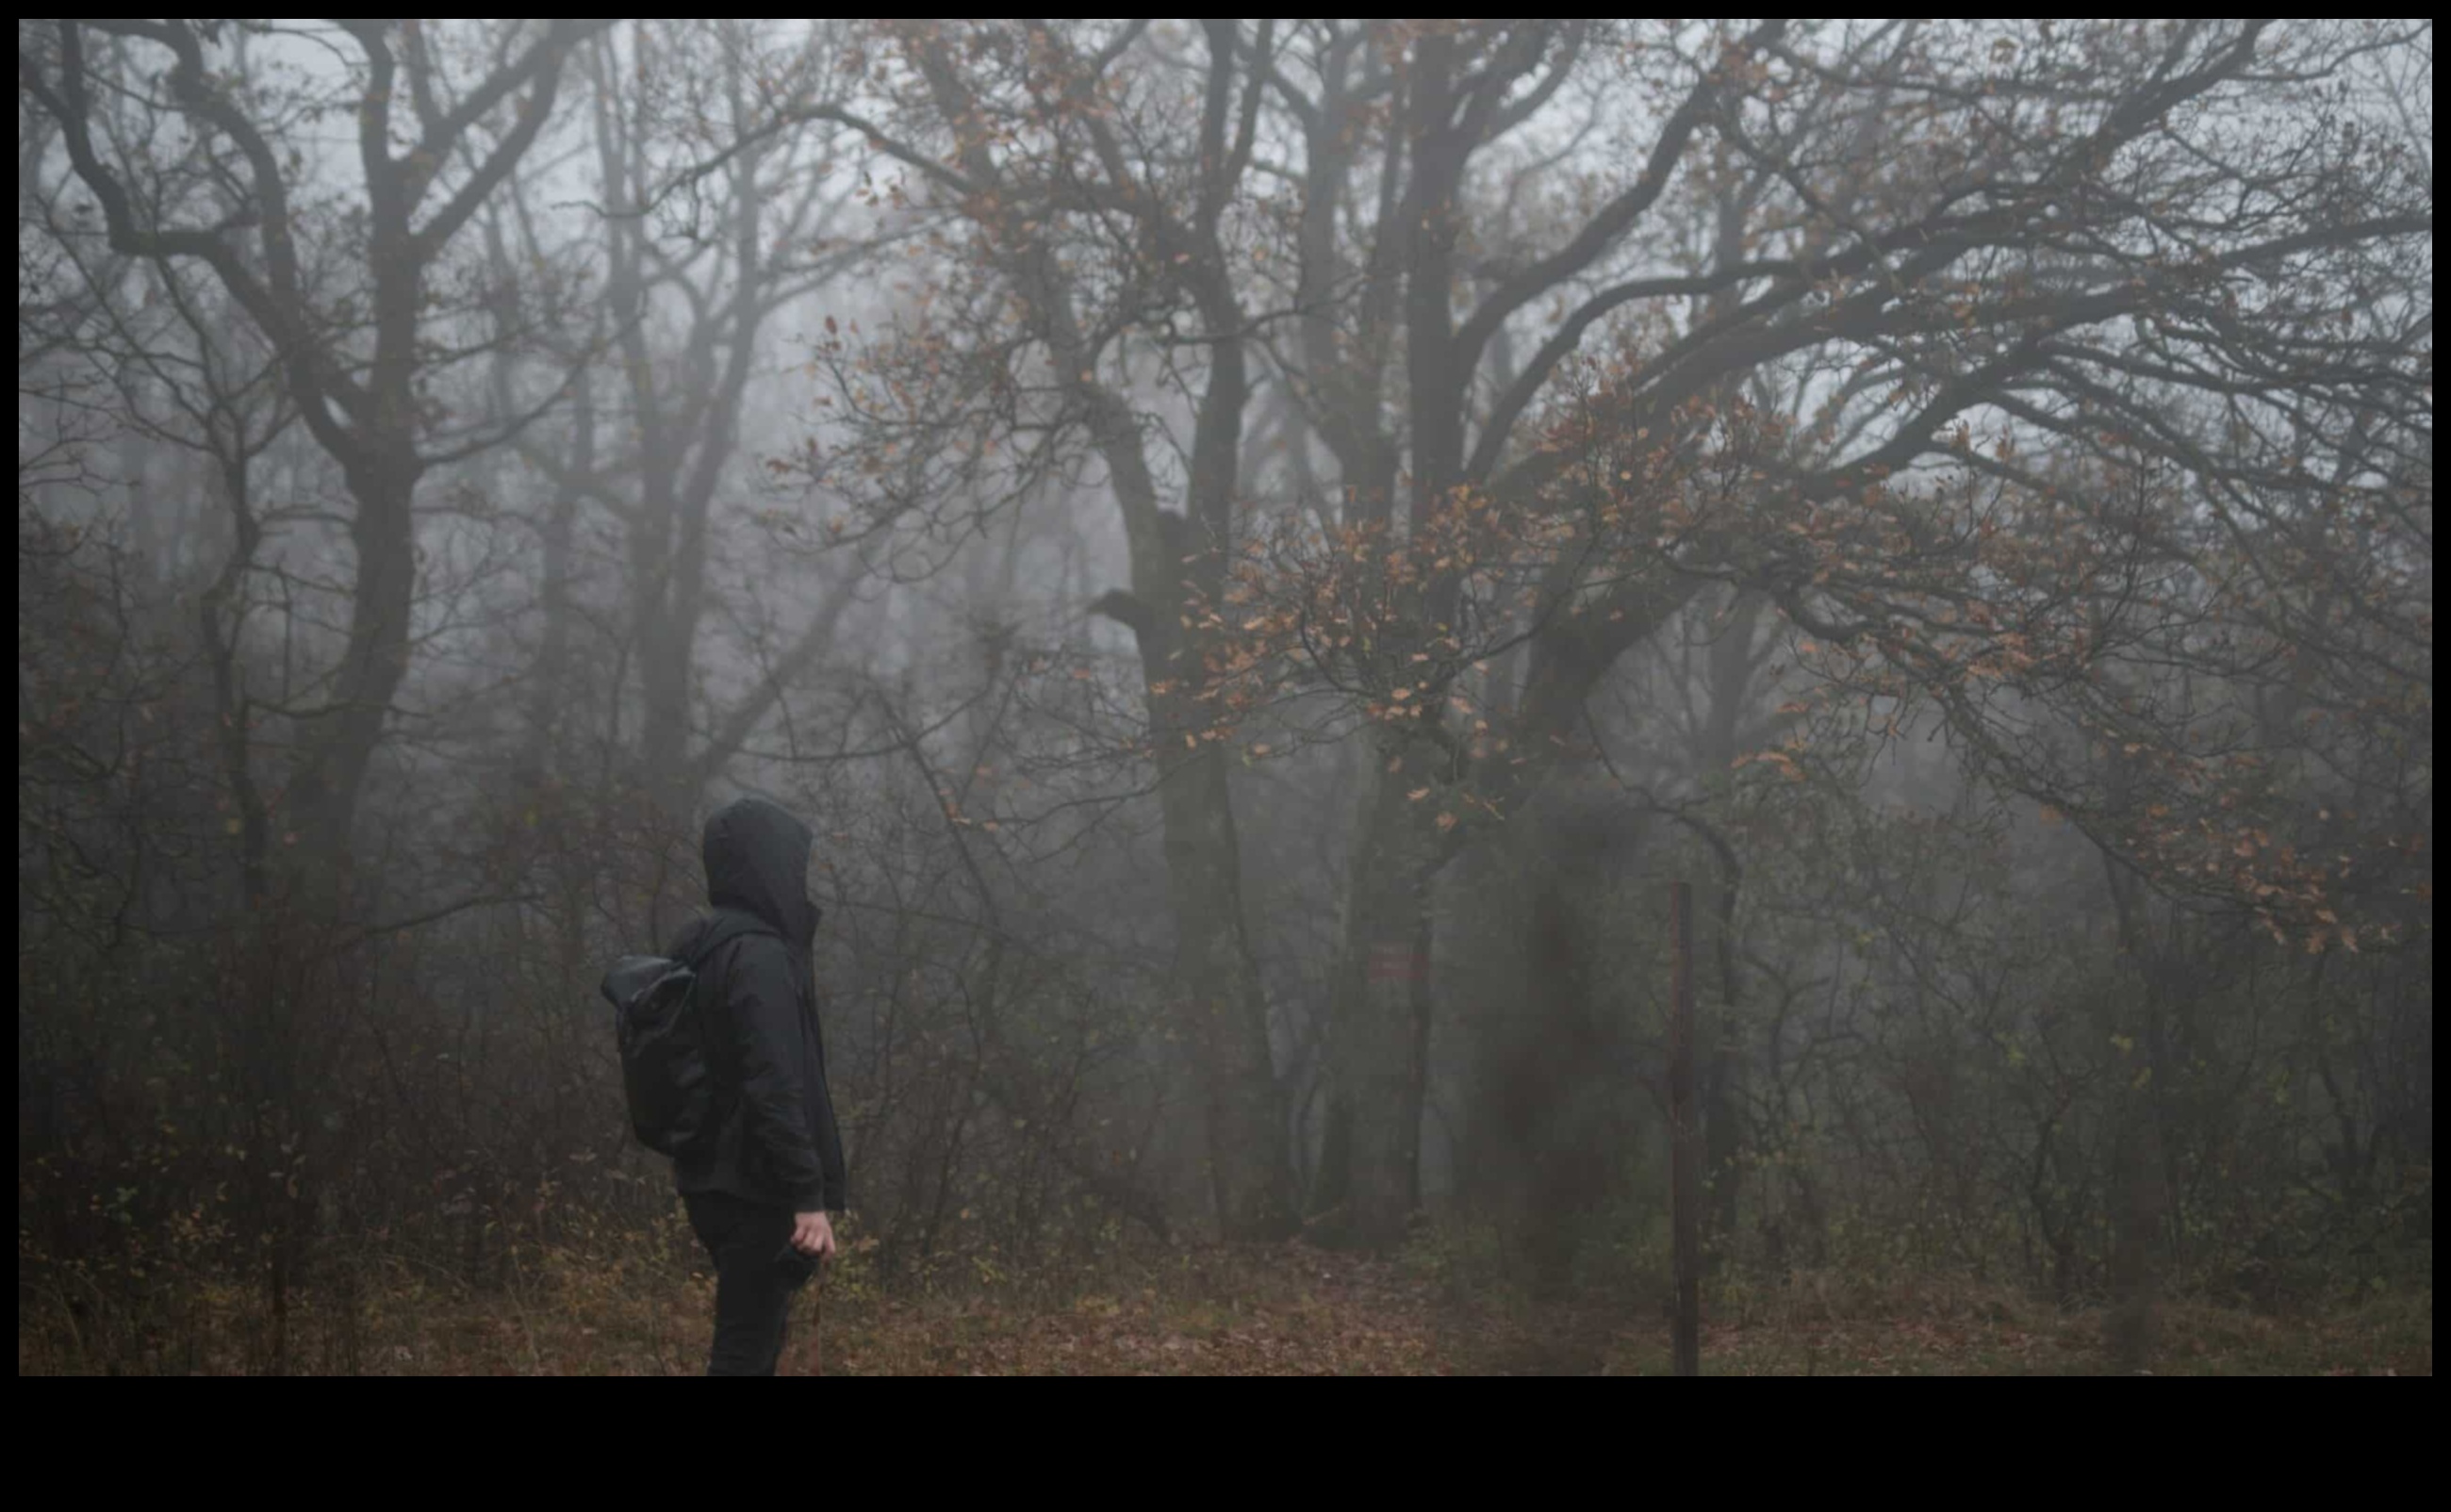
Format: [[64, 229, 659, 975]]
[[668, 796, 847, 1213]]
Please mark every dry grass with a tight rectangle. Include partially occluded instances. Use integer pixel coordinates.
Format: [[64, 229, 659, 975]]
[[20, 1239, 2431, 1376]]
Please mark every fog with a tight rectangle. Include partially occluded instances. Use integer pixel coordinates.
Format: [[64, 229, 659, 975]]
[[19, 19, 2431, 1374]]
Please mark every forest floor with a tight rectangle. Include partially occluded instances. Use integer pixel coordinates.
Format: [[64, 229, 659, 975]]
[[23, 1239, 2432, 1375]]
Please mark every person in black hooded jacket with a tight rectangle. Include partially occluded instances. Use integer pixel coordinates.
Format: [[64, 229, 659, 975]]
[[666, 795, 847, 1375]]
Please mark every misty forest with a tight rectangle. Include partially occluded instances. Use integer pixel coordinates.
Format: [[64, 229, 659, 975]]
[[19, 19, 2432, 1375]]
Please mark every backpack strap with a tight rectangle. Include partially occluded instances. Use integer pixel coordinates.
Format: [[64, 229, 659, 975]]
[[676, 908, 780, 972]]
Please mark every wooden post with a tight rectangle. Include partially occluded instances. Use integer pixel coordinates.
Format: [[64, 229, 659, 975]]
[[1669, 880, 1701, 1377]]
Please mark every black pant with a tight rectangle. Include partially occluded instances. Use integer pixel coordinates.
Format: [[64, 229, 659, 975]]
[[683, 1191, 808, 1376]]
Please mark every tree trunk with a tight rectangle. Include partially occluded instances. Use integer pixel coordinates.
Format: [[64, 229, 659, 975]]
[[1321, 736, 1443, 1249], [1696, 590, 1764, 1264], [288, 448, 419, 881], [2108, 1101, 2166, 1371], [1153, 725, 1295, 1241]]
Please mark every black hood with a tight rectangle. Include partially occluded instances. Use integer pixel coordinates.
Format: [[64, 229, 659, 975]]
[[702, 796, 819, 947]]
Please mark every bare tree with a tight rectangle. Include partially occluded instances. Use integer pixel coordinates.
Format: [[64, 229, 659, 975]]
[[24, 18, 611, 882], [797, 20, 1298, 1240]]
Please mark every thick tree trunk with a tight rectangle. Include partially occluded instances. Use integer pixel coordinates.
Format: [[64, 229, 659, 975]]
[[1152, 717, 1295, 1241], [288, 445, 419, 881], [1320, 736, 1444, 1249]]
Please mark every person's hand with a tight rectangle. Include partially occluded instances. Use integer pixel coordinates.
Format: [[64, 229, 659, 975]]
[[791, 1210, 837, 1262]]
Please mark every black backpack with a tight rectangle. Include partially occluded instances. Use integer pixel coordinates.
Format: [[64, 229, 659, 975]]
[[600, 916, 769, 1157]]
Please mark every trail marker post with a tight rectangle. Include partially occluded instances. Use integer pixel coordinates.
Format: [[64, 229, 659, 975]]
[[1669, 879, 1701, 1377]]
